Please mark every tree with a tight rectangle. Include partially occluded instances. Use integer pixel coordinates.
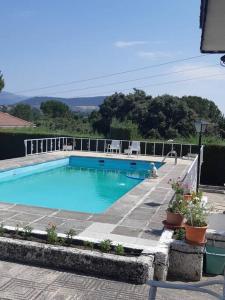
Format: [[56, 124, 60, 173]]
[[0, 71, 4, 92], [11, 104, 34, 121], [40, 100, 70, 118]]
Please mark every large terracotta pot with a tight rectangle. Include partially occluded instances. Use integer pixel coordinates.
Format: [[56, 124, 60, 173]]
[[185, 223, 207, 245], [183, 194, 192, 201], [166, 211, 184, 226]]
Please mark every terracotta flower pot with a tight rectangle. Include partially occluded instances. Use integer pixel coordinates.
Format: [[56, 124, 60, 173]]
[[183, 194, 192, 201], [185, 223, 207, 245], [166, 211, 184, 226]]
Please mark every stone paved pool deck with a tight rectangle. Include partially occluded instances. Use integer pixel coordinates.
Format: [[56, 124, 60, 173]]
[[0, 260, 223, 300], [0, 151, 193, 252]]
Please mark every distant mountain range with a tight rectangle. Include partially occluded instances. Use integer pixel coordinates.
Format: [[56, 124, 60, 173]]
[[0, 92, 106, 112], [0, 92, 28, 105]]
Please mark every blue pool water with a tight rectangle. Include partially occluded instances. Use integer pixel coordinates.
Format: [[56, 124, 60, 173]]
[[0, 156, 162, 213]]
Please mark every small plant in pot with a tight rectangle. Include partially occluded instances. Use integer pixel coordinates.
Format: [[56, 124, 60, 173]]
[[184, 201, 209, 246], [182, 183, 192, 201], [166, 194, 186, 226]]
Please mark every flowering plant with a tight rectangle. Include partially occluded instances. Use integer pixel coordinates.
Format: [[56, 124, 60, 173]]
[[168, 177, 184, 194], [184, 201, 209, 227], [167, 193, 186, 214], [168, 178, 193, 195]]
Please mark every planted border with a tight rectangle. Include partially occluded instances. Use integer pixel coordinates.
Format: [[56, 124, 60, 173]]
[[0, 236, 154, 284]]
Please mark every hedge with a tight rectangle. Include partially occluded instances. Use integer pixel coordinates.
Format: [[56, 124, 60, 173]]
[[201, 145, 225, 186], [0, 132, 68, 160]]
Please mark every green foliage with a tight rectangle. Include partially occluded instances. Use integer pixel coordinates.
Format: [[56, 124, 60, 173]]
[[92, 90, 224, 139], [46, 223, 58, 244], [100, 239, 112, 253], [40, 100, 70, 118], [174, 228, 185, 240], [185, 202, 209, 227], [11, 103, 39, 122], [22, 225, 33, 239], [167, 193, 187, 214], [0, 223, 4, 236], [65, 228, 76, 244], [83, 240, 94, 250], [15, 224, 20, 235], [0, 71, 4, 92], [115, 244, 125, 256], [110, 118, 140, 140]]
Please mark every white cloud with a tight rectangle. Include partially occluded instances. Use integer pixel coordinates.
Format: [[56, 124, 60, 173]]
[[171, 63, 225, 80], [137, 51, 173, 60], [114, 40, 148, 48]]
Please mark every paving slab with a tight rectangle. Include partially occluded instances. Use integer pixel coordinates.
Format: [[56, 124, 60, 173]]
[[0, 260, 222, 300]]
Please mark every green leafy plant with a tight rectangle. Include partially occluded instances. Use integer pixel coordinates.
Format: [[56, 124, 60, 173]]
[[15, 223, 20, 236], [167, 194, 186, 214], [174, 228, 185, 240], [0, 223, 4, 236], [65, 229, 76, 245], [168, 178, 185, 195], [46, 223, 58, 244], [185, 202, 209, 227], [83, 240, 94, 250], [58, 237, 66, 246], [22, 225, 33, 239], [100, 239, 112, 253], [115, 244, 125, 256]]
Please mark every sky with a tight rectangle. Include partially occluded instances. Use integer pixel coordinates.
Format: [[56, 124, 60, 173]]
[[1, 0, 225, 112]]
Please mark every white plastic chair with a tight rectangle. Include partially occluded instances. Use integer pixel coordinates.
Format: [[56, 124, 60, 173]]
[[106, 140, 121, 154], [125, 141, 141, 156]]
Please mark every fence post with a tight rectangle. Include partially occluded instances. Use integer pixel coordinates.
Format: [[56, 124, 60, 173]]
[[24, 140, 27, 156]]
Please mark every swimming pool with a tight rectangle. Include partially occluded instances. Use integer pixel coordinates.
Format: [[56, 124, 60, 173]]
[[0, 156, 162, 213]]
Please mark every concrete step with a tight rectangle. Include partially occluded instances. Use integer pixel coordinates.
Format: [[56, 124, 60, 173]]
[[200, 185, 225, 194]]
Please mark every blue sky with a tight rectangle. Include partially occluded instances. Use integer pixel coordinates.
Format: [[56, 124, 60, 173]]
[[1, 0, 225, 112]]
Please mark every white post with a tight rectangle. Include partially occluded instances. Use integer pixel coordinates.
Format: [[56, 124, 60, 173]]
[[24, 140, 27, 156], [31, 141, 34, 155], [36, 139, 38, 154]]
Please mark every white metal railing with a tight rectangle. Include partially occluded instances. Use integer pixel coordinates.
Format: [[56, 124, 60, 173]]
[[148, 270, 225, 299], [24, 137, 199, 158], [182, 145, 204, 191]]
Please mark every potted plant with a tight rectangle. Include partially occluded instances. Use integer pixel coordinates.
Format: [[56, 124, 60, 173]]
[[182, 183, 192, 201], [166, 194, 186, 226], [184, 201, 209, 245]]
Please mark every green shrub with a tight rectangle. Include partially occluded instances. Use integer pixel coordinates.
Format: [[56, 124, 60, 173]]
[[22, 225, 33, 239], [0, 223, 4, 236], [100, 239, 112, 253], [83, 240, 94, 250], [46, 223, 58, 244], [115, 244, 125, 256], [65, 229, 76, 245], [109, 119, 140, 140]]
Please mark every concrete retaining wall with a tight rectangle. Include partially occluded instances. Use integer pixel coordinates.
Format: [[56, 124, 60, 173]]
[[168, 240, 204, 281], [0, 237, 154, 284]]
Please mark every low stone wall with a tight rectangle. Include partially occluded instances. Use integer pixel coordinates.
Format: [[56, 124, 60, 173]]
[[168, 240, 204, 281], [0, 237, 154, 284]]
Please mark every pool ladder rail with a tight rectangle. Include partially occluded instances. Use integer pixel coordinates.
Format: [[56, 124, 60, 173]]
[[162, 150, 177, 165]]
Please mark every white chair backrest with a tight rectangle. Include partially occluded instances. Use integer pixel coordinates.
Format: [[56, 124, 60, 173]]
[[131, 141, 140, 151], [111, 140, 120, 149]]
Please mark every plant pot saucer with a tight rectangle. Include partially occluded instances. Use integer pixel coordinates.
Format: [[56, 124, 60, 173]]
[[162, 220, 185, 229], [185, 238, 207, 247]]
